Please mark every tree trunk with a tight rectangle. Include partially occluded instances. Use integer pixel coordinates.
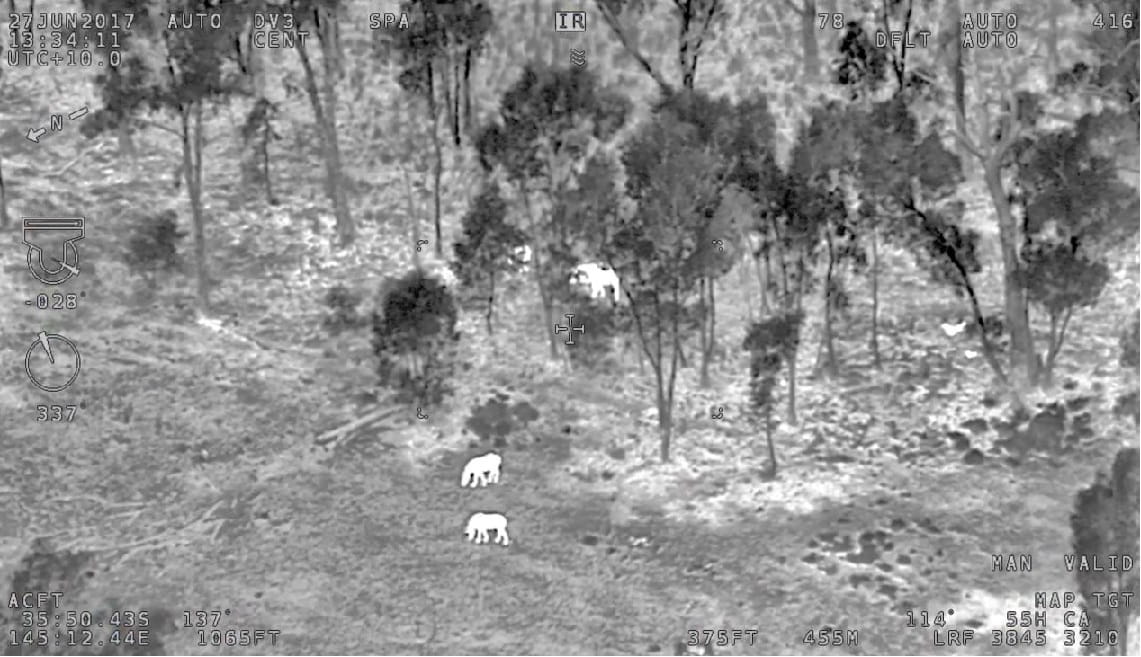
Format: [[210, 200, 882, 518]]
[[764, 404, 777, 475], [660, 285, 684, 463], [486, 273, 496, 335], [740, 260, 755, 320], [945, 0, 967, 171], [181, 105, 209, 312], [451, 59, 461, 146], [248, 0, 269, 98], [462, 48, 473, 137], [0, 151, 8, 230], [540, 280, 557, 359], [296, 34, 354, 245], [787, 252, 800, 424], [428, 65, 444, 256], [533, 0, 544, 60], [107, 66, 136, 159], [786, 345, 797, 423], [982, 158, 1037, 388], [1042, 307, 1073, 387], [869, 223, 881, 367], [697, 278, 709, 372], [260, 127, 274, 205], [522, 194, 559, 360], [678, 11, 695, 89], [758, 251, 770, 313], [1046, 0, 1059, 77], [667, 314, 681, 456], [799, 0, 819, 82], [963, 269, 1011, 389], [117, 122, 135, 159], [699, 278, 716, 388], [820, 235, 838, 377], [246, 1, 271, 206], [319, 15, 352, 246], [550, 2, 560, 66], [657, 365, 672, 462], [443, 53, 457, 147]]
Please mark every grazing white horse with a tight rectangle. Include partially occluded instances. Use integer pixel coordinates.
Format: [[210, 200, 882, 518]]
[[570, 263, 622, 304], [509, 245, 533, 268], [460, 452, 502, 487], [940, 320, 967, 337], [464, 512, 510, 545]]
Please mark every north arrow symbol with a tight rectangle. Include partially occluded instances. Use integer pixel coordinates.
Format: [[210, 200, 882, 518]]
[[25, 128, 46, 143]]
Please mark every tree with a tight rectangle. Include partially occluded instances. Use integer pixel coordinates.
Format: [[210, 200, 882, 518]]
[[721, 99, 785, 324], [933, 0, 966, 166], [832, 19, 895, 368], [612, 108, 722, 462], [451, 183, 527, 335], [860, 103, 948, 370], [744, 312, 803, 476], [593, 0, 723, 93], [395, 1, 492, 147], [79, 0, 152, 158], [1062, 0, 1139, 136], [1011, 114, 1138, 385], [238, 97, 283, 206], [476, 65, 629, 359], [762, 169, 831, 422], [645, 92, 778, 386], [235, 0, 277, 205], [942, 0, 1138, 394], [289, 0, 355, 245], [944, 0, 1139, 393], [780, 0, 821, 82], [848, 97, 1042, 392], [788, 101, 865, 377], [834, 19, 889, 99], [0, 149, 7, 230], [392, 0, 494, 255], [1118, 312, 1140, 427], [874, 0, 936, 94], [0, 33, 6, 229], [442, 1, 493, 145], [1070, 447, 1140, 656], [371, 268, 461, 405], [954, 71, 1047, 392], [1121, 313, 1139, 371], [84, 0, 245, 311]]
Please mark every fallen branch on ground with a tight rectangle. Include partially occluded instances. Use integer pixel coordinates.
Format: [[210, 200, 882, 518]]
[[55, 498, 229, 570], [313, 405, 406, 450]]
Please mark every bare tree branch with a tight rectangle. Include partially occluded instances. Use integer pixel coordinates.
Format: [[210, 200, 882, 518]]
[[954, 107, 983, 160], [686, 0, 720, 78], [781, 0, 804, 15], [592, 0, 675, 97]]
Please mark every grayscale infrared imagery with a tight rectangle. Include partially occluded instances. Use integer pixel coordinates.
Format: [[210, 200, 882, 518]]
[[0, 0, 1138, 654]]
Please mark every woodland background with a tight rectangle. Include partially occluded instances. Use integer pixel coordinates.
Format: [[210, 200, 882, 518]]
[[0, 0, 1138, 654]]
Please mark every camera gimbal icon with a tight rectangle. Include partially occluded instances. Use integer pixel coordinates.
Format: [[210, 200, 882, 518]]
[[22, 217, 84, 286]]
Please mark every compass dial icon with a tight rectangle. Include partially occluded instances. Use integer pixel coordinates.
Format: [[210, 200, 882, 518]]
[[25, 331, 81, 393]]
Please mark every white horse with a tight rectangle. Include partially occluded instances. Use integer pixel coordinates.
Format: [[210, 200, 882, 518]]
[[460, 452, 502, 487], [509, 245, 533, 269], [570, 263, 622, 305], [464, 512, 510, 545]]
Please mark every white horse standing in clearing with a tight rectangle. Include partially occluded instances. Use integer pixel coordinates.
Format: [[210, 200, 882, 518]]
[[464, 512, 510, 545], [570, 263, 622, 305], [460, 452, 502, 487]]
